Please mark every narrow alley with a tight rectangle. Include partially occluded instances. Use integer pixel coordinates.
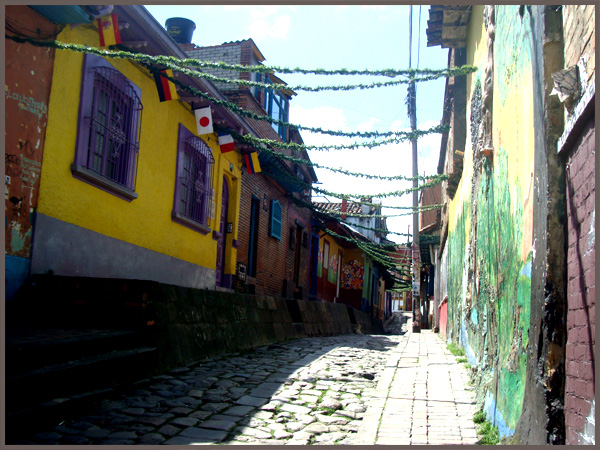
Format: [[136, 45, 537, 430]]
[[8, 313, 478, 445]]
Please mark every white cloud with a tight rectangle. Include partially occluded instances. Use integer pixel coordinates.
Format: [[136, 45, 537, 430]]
[[246, 6, 291, 40]]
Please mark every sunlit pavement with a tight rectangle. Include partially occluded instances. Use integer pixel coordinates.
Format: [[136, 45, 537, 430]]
[[356, 317, 479, 445], [9, 313, 478, 445]]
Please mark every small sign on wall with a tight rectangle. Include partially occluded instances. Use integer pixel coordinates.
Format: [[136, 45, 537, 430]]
[[412, 282, 419, 295], [226, 222, 233, 233], [237, 262, 247, 282]]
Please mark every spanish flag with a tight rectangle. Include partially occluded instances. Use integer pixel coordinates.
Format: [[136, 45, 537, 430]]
[[97, 14, 121, 47], [244, 152, 261, 174], [154, 69, 179, 102]]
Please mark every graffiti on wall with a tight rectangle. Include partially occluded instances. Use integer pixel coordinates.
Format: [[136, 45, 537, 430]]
[[327, 252, 339, 284], [5, 88, 49, 120], [445, 5, 535, 438], [342, 259, 364, 290]]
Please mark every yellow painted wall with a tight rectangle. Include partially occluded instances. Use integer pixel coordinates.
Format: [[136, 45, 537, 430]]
[[38, 24, 242, 273]]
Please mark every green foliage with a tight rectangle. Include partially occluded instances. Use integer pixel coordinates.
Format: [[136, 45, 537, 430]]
[[447, 342, 465, 356], [477, 421, 500, 445], [473, 410, 499, 445], [473, 410, 486, 423]]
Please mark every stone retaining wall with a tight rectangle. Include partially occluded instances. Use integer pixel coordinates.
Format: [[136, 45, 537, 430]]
[[11, 275, 384, 370]]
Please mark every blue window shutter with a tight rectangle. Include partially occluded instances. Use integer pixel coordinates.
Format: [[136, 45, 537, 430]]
[[270, 199, 282, 240]]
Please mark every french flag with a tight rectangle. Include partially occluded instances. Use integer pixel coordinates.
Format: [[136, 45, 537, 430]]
[[218, 132, 235, 153]]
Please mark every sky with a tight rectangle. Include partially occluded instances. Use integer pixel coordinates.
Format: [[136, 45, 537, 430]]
[[144, 4, 449, 244]]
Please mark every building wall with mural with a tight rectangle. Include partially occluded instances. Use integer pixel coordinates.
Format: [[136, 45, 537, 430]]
[[444, 5, 535, 438], [31, 22, 243, 290], [5, 6, 58, 301]]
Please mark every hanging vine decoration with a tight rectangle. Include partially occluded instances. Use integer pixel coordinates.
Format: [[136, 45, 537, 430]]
[[320, 227, 414, 281], [223, 124, 450, 153], [149, 64, 444, 139], [288, 192, 442, 236], [6, 34, 476, 78], [252, 141, 450, 183], [6, 34, 469, 140]]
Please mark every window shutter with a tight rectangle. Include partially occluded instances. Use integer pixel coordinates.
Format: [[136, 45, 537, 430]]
[[270, 199, 282, 240]]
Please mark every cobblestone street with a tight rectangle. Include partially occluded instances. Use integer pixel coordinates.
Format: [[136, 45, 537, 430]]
[[11, 313, 478, 445]]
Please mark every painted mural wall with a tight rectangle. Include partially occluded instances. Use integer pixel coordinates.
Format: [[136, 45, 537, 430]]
[[34, 24, 242, 288], [5, 6, 58, 301], [445, 5, 535, 438]]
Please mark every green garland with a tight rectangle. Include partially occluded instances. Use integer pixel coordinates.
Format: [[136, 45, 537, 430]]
[[255, 143, 449, 183], [9, 33, 475, 78], [289, 194, 441, 237], [311, 176, 443, 200], [225, 124, 450, 153], [155, 65, 439, 140], [6, 34, 462, 140]]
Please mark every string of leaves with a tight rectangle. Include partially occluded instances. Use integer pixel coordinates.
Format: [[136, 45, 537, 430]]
[[289, 193, 441, 237], [254, 142, 449, 183], [6, 34, 461, 140], [6, 34, 476, 78], [223, 124, 450, 153]]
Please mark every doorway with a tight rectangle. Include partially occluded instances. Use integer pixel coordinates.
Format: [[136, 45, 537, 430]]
[[216, 176, 229, 287]]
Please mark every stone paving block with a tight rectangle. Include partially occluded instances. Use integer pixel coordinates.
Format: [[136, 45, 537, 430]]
[[139, 432, 166, 444], [170, 417, 199, 427], [197, 419, 237, 431], [234, 426, 272, 439], [280, 402, 313, 415], [235, 395, 269, 407], [224, 404, 255, 416], [209, 413, 243, 422], [178, 426, 228, 442]]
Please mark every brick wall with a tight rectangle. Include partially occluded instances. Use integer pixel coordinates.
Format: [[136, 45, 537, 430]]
[[186, 42, 243, 92], [564, 116, 595, 445], [563, 5, 595, 85], [183, 41, 311, 298], [237, 169, 311, 298]]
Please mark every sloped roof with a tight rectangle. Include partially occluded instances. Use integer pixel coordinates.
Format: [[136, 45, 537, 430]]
[[313, 201, 363, 215], [426, 5, 471, 48]]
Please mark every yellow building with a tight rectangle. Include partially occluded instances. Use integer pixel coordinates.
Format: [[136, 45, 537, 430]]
[[28, 5, 260, 290]]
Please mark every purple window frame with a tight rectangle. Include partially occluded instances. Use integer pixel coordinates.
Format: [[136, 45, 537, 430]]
[[172, 123, 215, 234], [72, 54, 143, 201]]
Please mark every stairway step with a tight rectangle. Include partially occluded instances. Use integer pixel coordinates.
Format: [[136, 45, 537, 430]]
[[6, 346, 157, 412], [6, 327, 147, 374]]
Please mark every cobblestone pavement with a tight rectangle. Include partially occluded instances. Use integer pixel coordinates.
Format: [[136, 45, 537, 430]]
[[12, 313, 478, 445]]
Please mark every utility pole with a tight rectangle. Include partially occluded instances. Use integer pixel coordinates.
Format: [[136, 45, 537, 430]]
[[408, 5, 421, 333]]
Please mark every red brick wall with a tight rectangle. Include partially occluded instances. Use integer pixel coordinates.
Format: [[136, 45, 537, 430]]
[[236, 167, 311, 298], [564, 116, 595, 445]]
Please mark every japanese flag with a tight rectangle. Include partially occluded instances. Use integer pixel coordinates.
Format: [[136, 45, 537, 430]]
[[195, 107, 213, 135]]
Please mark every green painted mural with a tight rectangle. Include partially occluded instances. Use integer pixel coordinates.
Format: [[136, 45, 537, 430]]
[[445, 5, 536, 439]]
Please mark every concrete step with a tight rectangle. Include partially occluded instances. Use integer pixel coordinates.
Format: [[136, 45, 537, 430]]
[[6, 327, 147, 374]]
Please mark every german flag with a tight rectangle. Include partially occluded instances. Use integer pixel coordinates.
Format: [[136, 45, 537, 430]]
[[153, 69, 179, 102], [97, 14, 121, 47], [244, 152, 261, 174]]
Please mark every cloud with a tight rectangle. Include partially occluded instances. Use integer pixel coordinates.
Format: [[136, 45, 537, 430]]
[[246, 6, 291, 40]]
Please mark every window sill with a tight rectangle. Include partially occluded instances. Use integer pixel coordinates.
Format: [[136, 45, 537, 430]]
[[172, 211, 211, 235], [71, 164, 137, 201]]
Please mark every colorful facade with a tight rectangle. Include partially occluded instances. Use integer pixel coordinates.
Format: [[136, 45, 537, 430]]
[[181, 39, 318, 298], [427, 5, 594, 444], [8, 5, 262, 294], [5, 6, 59, 301]]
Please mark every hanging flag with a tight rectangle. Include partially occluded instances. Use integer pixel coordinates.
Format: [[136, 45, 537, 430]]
[[218, 132, 235, 153], [244, 152, 261, 174], [153, 69, 178, 102], [195, 107, 213, 135], [97, 14, 121, 47]]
